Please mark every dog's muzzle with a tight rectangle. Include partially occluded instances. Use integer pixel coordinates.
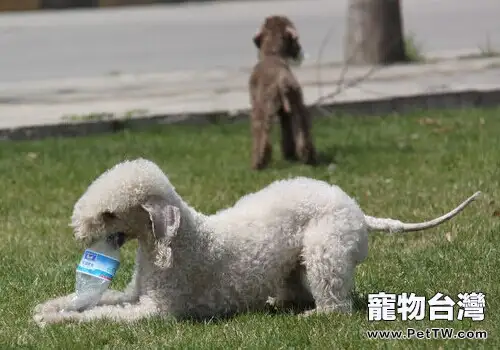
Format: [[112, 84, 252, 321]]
[[289, 50, 305, 67]]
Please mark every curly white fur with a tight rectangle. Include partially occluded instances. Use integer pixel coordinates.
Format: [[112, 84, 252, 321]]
[[33, 158, 480, 326]]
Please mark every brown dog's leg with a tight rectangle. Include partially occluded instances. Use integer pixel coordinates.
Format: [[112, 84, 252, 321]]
[[291, 98, 317, 166], [278, 108, 297, 161], [251, 110, 273, 170]]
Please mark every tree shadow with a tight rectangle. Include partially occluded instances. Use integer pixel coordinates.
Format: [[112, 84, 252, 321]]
[[168, 291, 369, 326], [174, 302, 314, 325], [317, 142, 416, 165], [264, 140, 415, 171]]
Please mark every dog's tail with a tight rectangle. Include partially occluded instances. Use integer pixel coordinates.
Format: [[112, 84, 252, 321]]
[[364, 191, 481, 233]]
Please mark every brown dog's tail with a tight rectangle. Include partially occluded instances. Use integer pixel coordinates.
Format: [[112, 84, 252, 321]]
[[364, 191, 481, 233]]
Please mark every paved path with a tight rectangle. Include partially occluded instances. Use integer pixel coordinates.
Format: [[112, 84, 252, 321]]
[[0, 0, 499, 83], [1, 57, 500, 130]]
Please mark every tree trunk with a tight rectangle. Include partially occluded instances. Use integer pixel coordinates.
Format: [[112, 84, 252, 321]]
[[344, 0, 407, 65]]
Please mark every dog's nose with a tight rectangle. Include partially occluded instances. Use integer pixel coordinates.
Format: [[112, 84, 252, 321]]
[[116, 232, 126, 247], [107, 232, 126, 249]]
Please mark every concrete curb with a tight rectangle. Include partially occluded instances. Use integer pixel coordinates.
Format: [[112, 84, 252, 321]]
[[2, 88, 500, 141]]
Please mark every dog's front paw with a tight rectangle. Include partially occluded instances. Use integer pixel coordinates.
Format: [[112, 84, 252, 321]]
[[33, 312, 62, 327], [34, 294, 75, 314], [33, 312, 48, 328], [33, 310, 79, 327], [34, 301, 57, 314]]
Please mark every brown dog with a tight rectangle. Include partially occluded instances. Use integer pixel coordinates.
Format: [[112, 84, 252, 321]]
[[248, 15, 317, 170]]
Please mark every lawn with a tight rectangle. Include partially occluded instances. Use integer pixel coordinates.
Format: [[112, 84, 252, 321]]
[[0, 107, 498, 349]]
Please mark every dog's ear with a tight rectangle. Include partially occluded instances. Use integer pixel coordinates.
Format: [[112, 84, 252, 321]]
[[141, 198, 181, 242], [253, 30, 262, 48], [141, 198, 181, 269], [285, 26, 298, 40]]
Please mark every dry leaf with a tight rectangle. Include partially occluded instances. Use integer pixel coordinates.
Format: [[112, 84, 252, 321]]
[[493, 210, 500, 217], [26, 152, 38, 159], [445, 232, 452, 242], [418, 117, 441, 126], [432, 127, 454, 134]]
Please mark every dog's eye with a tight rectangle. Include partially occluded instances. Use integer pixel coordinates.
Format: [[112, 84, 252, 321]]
[[102, 211, 117, 220]]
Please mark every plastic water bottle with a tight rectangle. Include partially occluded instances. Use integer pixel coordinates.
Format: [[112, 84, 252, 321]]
[[69, 233, 123, 311]]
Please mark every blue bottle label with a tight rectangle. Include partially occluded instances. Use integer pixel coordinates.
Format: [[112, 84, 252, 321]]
[[76, 249, 120, 281]]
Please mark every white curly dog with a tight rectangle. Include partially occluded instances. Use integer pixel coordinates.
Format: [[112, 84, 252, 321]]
[[33, 158, 480, 325]]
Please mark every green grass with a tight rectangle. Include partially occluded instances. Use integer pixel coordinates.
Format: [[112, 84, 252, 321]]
[[404, 33, 425, 62], [1, 107, 499, 349]]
